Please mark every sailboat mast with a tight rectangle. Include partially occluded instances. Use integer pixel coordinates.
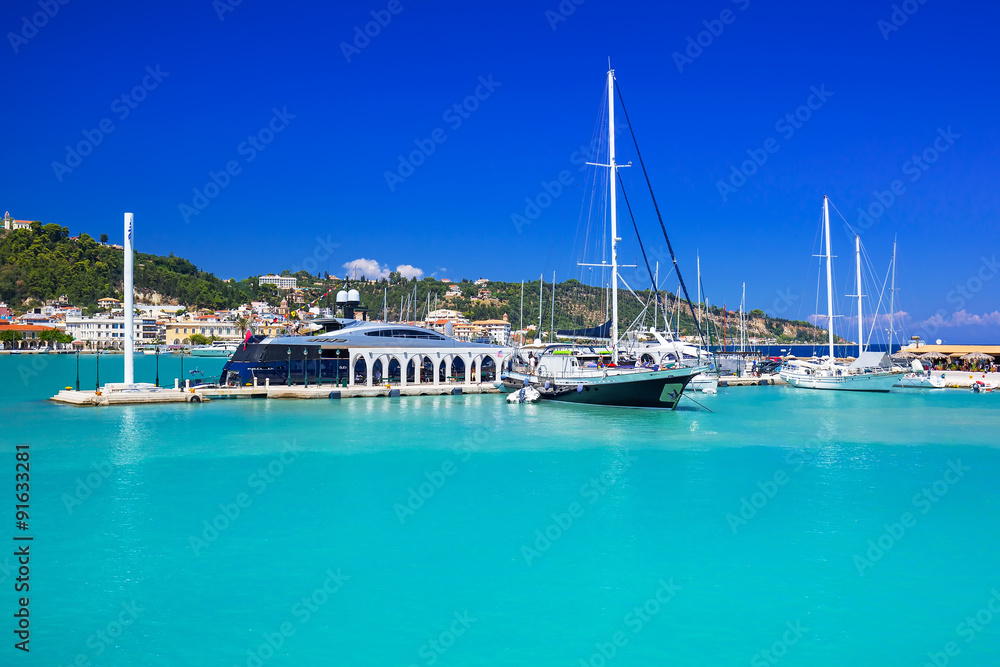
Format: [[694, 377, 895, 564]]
[[889, 239, 897, 354], [855, 234, 863, 357], [741, 282, 746, 354], [550, 271, 556, 343], [519, 279, 524, 338], [653, 261, 659, 331], [696, 254, 701, 331], [608, 67, 620, 363], [538, 273, 544, 339], [823, 195, 835, 359]]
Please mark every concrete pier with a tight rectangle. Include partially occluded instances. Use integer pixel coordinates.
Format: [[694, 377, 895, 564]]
[[50, 382, 500, 406]]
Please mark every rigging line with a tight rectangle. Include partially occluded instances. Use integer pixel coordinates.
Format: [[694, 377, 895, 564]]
[[681, 391, 715, 413], [616, 169, 659, 315], [613, 75, 705, 347]]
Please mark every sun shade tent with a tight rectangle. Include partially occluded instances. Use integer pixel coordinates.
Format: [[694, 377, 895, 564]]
[[960, 352, 995, 362], [891, 350, 918, 359], [920, 351, 950, 361]]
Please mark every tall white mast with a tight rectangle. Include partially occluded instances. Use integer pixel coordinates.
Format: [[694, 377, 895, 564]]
[[550, 271, 556, 343], [519, 280, 524, 337], [889, 239, 897, 354], [538, 273, 544, 340], [123, 212, 134, 385], [823, 195, 835, 359], [696, 254, 702, 332], [740, 282, 746, 354], [855, 234, 864, 357], [607, 67, 620, 363], [653, 261, 659, 331]]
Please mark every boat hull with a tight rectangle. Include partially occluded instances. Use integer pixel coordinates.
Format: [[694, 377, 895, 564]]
[[779, 369, 903, 392], [189, 348, 235, 358], [503, 366, 703, 409]]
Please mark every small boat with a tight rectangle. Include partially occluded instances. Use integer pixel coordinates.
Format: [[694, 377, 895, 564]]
[[897, 373, 947, 390], [972, 380, 996, 394], [189, 341, 238, 357]]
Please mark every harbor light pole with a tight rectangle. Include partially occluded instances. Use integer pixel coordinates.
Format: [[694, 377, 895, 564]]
[[75, 349, 80, 391], [95, 348, 100, 391], [287, 347, 292, 386], [303, 348, 309, 387], [155, 346, 160, 387]]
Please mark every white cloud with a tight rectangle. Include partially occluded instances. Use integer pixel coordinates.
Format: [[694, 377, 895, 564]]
[[918, 310, 1000, 329], [396, 264, 424, 280], [342, 258, 388, 280], [341, 258, 425, 281]]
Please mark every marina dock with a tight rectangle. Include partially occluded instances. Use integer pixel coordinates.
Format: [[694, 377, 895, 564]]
[[50, 382, 501, 406]]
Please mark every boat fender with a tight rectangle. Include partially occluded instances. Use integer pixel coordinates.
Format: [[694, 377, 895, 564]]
[[189, 394, 201, 403], [329, 391, 341, 399], [544, 381, 551, 390], [577, 383, 583, 393]]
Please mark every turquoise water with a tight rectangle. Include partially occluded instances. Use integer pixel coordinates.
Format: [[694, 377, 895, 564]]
[[2, 354, 1000, 666]]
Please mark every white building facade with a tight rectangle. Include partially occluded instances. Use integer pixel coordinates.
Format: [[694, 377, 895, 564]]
[[259, 274, 297, 290]]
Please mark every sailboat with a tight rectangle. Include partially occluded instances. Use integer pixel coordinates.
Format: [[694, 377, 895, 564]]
[[779, 196, 904, 392], [501, 66, 708, 408]]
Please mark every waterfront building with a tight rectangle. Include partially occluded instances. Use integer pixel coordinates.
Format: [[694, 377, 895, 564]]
[[66, 316, 160, 348], [259, 274, 297, 290], [0, 323, 57, 348]]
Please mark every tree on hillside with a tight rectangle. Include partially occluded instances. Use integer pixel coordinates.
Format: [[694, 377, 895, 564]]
[[99, 234, 108, 245]]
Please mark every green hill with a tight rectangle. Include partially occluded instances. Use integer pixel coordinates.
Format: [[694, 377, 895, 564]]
[[1, 223, 832, 343]]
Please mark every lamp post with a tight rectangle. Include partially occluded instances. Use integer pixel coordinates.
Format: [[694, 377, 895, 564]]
[[95, 347, 100, 391], [287, 347, 292, 386], [155, 345, 160, 387], [75, 349, 80, 391], [303, 348, 309, 388]]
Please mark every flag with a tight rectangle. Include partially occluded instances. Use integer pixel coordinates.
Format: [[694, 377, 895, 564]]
[[242, 324, 253, 350]]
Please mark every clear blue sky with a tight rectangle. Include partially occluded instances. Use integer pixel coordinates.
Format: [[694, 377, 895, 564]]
[[2, 0, 997, 342]]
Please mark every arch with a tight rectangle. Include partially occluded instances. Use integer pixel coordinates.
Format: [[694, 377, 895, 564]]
[[172, 338, 180, 345], [372, 358, 385, 384], [450, 356, 465, 383], [353, 356, 367, 386], [480, 355, 497, 382], [182, 338, 190, 345], [640, 353, 655, 365], [386, 356, 402, 384]]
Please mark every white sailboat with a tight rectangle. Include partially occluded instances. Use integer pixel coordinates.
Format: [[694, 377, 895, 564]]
[[501, 66, 708, 408], [779, 196, 903, 392]]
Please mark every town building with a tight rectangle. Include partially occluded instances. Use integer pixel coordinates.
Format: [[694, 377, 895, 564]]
[[472, 317, 511, 345], [259, 274, 297, 290], [65, 316, 161, 348], [2, 211, 32, 231], [0, 324, 58, 349]]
